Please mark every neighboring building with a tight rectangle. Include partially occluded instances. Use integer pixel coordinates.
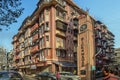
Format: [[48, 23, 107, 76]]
[[0, 47, 7, 70], [94, 21, 115, 69], [113, 48, 120, 66], [77, 16, 115, 79], [12, 0, 115, 79], [7, 50, 14, 69]]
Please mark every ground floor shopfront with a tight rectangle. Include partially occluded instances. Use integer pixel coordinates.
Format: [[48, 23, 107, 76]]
[[17, 61, 77, 74]]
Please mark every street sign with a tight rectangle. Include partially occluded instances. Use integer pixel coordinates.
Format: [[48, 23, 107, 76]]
[[92, 66, 96, 70]]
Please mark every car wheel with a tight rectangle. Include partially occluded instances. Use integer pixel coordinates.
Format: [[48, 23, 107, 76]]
[[67, 78, 73, 80]]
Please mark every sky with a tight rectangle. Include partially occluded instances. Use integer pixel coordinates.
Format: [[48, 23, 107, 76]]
[[0, 0, 120, 51]]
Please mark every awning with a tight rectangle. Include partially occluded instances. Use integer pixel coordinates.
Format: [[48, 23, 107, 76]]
[[53, 61, 77, 67]]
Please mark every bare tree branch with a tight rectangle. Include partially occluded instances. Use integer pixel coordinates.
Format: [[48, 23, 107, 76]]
[[0, 0, 24, 31]]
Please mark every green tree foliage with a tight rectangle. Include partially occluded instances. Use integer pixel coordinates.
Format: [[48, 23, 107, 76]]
[[0, 0, 24, 31]]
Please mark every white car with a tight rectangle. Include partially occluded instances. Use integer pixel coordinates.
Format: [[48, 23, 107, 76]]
[[59, 72, 81, 80]]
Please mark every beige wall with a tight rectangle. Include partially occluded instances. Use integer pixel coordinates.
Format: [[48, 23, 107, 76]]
[[77, 15, 95, 79]]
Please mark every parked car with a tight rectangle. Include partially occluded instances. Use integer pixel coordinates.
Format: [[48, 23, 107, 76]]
[[95, 71, 104, 78], [59, 72, 81, 80], [0, 70, 24, 80], [35, 72, 56, 80]]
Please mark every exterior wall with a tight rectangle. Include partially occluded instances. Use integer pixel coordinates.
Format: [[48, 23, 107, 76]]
[[77, 15, 95, 80], [0, 47, 7, 70], [114, 48, 120, 66], [95, 21, 115, 69], [12, 0, 115, 79]]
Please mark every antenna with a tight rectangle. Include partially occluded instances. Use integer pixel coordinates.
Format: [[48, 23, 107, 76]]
[[86, 7, 90, 13]]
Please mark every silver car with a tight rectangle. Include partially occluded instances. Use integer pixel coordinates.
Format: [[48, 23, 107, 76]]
[[59, 72, 81, 80]]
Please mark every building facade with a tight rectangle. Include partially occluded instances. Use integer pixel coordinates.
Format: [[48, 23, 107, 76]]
[[12, 0, 86, 74], [12, 0, 115, 79], [0, 47, 7, 70], [77, 16, 115, 79], [113, 48, 120, 66]]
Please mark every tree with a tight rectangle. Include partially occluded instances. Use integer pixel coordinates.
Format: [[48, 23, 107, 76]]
[[0, 0, 24, 31]]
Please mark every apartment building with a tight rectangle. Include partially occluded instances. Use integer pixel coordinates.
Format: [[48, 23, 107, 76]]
[[94, 21, 115, 69], [12, 0, 87, 74], [0, 47, 7, 70], [12, 0, 115, 79], [113, 48, 120, 66]]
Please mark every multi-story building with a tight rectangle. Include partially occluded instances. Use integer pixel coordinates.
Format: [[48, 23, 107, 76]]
[[77, 16, 115, 79], [12, 0, 86, 74], [113, 48, 120, 66], [94, 21, 115, 69], [0, 47, 7, 70], [7, 50, 14, 69], [12, 0, 115, 79]]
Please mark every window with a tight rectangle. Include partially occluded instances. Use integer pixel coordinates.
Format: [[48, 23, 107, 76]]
[[56, 8, 65, 19], [46, 36, 49, 41], [46, 49, 49, 56], [46, 22, 49, 29], [56, 37, 60, 42], [56, 50, 60, 57], [46, 8, 49, 15], [68, 28, 71, 33]]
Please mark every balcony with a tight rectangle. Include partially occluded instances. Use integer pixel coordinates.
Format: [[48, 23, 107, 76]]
[[95, 25, 101, 30], [73, 18, 79, 29], [32, 34, 39, 42], [56, 46, 65, 50], [38, 0, 52, 8], [19, 38, 24, 43], [46, 42, 51, 48], [16, 49, 20, 53], [56, 20, 67, 31], [74, 47, 77, 52], [31, 23, 39, 33], [44, 27, 50, 32], [24, 51, 30, 56], [56, 30, 66, 38], [15, 55, 20, 60], [102, 37, 106, 41], [31, 45, 39, 53], [96, 42, 102, 47], [74, 37, 77, 41], [16, 42, 20, 47], [19, 62, 24, 66]]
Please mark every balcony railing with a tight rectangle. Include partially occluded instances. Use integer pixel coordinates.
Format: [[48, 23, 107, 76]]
[[74, 37, 77, 41], [74, 47, 77, 52], [32, 34, 39, 42], [56, 30, 65, 37], [31, 23, 39, 33], [15, 55, 20, 60], [56, 20, 67, 31], [31, 45, 39, 53], [38, 0, 52, 8]]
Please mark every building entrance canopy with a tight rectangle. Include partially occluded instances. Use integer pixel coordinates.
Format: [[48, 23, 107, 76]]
[[53, 61, 76, 67]]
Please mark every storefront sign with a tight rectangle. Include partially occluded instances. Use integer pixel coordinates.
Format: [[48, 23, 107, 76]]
[[81, 38, 85, 67]]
